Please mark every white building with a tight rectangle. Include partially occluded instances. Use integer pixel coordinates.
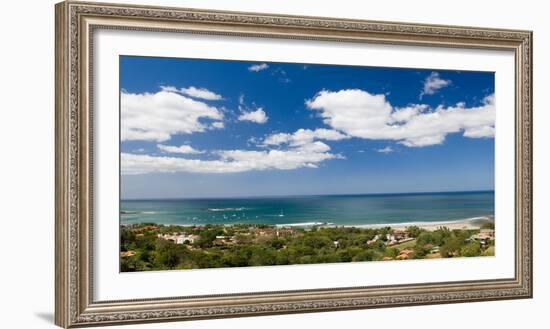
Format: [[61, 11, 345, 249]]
[[176, 235, 198, 244]]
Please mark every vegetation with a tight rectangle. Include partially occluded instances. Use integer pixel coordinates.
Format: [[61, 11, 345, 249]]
[[120, 223, 494, 272]]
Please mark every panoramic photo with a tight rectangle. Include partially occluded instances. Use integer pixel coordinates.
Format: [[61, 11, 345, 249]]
[[119, 56, 495, 272]]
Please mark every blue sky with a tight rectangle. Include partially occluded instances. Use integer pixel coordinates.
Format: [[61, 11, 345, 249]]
[[120, 56, 495, 199]]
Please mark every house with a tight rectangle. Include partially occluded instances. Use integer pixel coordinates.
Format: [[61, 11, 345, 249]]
[[120, 251, 136, 257], [470, 229, 495, 245], [213, 235, 235, 247], [396, 249, 414, 260], [175, 236, 187, 244], [176, 234, 199, 244], [157, 233, 198, 244], [213, 239, 226, 247], [256, 228, 276, 236], [393, 230, 408, 240], [132, 225, 159, 234], [157, 234, 178, 243], [480, 228, 495, 237], [367, 234, 380, 245], [276, 228, 293, 237], [385, 240, 398, 246], [396, 237, 415, 245], [383, 230, 411, 246]]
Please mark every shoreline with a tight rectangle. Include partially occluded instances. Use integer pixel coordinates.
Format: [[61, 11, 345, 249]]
[[122, 215, 494, 231], [341, 216, 494, 231]]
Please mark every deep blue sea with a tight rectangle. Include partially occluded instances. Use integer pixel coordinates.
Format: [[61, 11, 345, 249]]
[[120, 191, 494, 226]]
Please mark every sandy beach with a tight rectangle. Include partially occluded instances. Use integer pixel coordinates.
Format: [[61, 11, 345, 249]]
[[343, 216, 494, 231]]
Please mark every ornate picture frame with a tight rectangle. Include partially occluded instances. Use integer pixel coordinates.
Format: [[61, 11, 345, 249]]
[[55, 1, 532, 327]]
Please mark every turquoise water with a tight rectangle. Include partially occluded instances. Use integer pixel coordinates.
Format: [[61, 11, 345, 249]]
[[120, 191, 494, 226]]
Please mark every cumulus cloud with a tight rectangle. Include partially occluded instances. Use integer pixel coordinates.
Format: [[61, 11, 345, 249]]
[[160, 85, 223, 100], [236, 95, 269, 124], [391, 104, 429, 122], [121, 88, 224, 142], [420, 72, 451, 98], [306, 89, 495, 148], [179, 86, 222, 100], [122, 141, 342, 175], [376, 146, 394, 153], [263, 128, 349, 147], [238, 108, 269, 124], [248, 63, 269, 72], [463, 125, 495, 138], [157, 144, 204, 154]]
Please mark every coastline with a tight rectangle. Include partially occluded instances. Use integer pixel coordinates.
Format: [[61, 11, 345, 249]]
[[340, 216, 494, 231], [122, 215, 494, 231], [121, 215, 496, 271]]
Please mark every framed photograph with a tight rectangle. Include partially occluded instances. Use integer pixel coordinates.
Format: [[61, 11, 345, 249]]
[[55, 1, 532, 327]]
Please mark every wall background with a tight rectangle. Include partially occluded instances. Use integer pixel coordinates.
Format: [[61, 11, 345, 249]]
[[0, 0, 546, 328]]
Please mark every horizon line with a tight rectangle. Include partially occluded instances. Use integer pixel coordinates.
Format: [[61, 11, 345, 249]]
[[121, 189, 494, 202]]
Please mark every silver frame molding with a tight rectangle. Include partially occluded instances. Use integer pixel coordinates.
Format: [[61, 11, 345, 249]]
[[55, 1, 533, 327]]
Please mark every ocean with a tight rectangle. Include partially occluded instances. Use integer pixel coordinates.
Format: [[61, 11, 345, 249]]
[[120, 191, 494, 227]]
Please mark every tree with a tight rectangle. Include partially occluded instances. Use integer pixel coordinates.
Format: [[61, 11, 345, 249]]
[[195, 230, 218, 248], [303, 235, 332, 249], [120, 228, 136, 250], [453, 229, 472, 241], [139, 250, 152, 263], [234, 233, 253, 245], [352, 249, 382, 262], [269, 238, 285, 249], [249, 247, 277, 266], [431, 227, 452, 246], [461, 241, 482, 257], [405, 226, 423, 238], [440, 236, 464, 258], [336, 247, 362, 262], [416, 232, 434, 246], [413, 244, 429, 258], [157, 247, 180, 268], [120, 256, 139, 272], [385, 248, 399, 259], [370, 239, 386, 251]]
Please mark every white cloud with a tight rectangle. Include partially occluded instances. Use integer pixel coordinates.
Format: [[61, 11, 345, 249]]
[[179, 86, 222, 100], [238, 108, 269, 124], [420, 72, 451, 98], [122, 141, 342, 175], [159, 86, 179, 93], [400, 135, 446, 147], [391, 104, 429, 122], [306, 89, 495, 148], [463, 125, 495, 138], [248, 63, 269, 72], [157, 144, 204, 154], [160, 85, 223, 100], [263, 128, 349, 147], [121, 89, 224, 142], [376, 146, 394, 153], [211, 122, 225, 129]]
